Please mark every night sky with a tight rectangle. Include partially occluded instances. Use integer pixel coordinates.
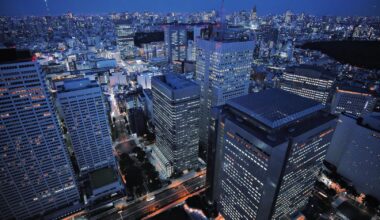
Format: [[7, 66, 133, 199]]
[[0, 0, 379, 16]]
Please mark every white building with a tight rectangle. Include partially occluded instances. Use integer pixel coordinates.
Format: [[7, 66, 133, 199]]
[[137, 71, 162, 89], [57, 78, 115, 175]]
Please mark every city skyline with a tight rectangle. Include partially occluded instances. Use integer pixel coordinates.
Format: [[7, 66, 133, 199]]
[[0, 0, 379, 16], [1, 1, 379, 219]]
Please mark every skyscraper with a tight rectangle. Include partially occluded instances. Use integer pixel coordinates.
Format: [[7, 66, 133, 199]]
[[280, 65, 336, 105], [326, 113, 380, 200], [164, 25, 188, 63], [57, 78, 114, 175], [196, 31, 254, 159], [251, 5, 257, 20], [285, 10, 293, 23], [0, 49, 80, 219], [115, 22, 135, 60], [152, 74, 200, 174], [211, 89, 337, 219], [330, 84, 379, 117]]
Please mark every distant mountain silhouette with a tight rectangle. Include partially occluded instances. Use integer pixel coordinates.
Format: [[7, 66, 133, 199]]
[[299, 41, 380, 70]]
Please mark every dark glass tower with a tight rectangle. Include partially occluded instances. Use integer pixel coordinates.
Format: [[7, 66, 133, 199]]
[[209, 89, 337, 219]]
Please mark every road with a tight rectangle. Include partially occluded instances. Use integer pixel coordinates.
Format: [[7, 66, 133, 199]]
[[89, 170, 206, 220]]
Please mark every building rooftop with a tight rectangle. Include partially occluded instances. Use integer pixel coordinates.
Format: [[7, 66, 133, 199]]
[[285, 65, 336, 81], [0, 48, 34, 64], [58, 78, 98, 92], [227, 89, 324, 128], [89, 167, 118, 189], [336, 83, 379, 97], [152, 74, 200, 100], [153, 74, 198, 90], [199, 24, 253, 43], [164, 74, 196, 89]]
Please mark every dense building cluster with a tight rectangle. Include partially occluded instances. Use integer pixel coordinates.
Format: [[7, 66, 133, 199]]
[[0, 6, 379, 220]]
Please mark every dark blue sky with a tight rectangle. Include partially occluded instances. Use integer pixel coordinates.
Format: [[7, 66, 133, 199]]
[[0, 0, 379, 16]]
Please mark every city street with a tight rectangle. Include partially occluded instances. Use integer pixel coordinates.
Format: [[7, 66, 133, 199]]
[[89, 170, 206, 220]]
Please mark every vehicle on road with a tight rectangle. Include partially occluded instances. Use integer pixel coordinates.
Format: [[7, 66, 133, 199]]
[[146, 195, 155, 202]]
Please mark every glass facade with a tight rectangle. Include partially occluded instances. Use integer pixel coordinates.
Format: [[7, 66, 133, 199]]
[[152, 74, 200, 173], [0, 61, 80, 219], [164, 26, 188, 62], [115, 23, 135, 59], [196, 38, 254, 159], [213, 89, 337, 220]]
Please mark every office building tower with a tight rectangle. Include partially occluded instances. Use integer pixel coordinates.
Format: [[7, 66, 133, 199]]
[[141, 41, 166, 60], [255, 24, 279, 44], [280, 65, 336, 105], [211, 89, 337, 220], [57, 78, 114, 175], [115, 23, 135, 59], [0, 49, 80, 219], [326, 113, 380, 200], [187, 40, 196, 61], [193, 26, 205, 41], [128, 107, 147, 137], [196, 32, 254, 159], [330, 84, 378, 117], [285, 10, 293, 23], [152, 74, 200, 174], [251, 5, 257, 20], [137, 71, 162, 90], [164, 25, 188, 63]]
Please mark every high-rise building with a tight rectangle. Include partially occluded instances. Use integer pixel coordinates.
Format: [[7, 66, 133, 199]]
[[326, 113, 380, 200], [128, 107, 147, 136], [251, 5, 257, 20], [57, 78, 114, 175], [330, 84, 379, 117], [0, 49, 80, 219], [187, 40, 196, 61], [285, 10, 293, 23], [141, 41, 166, 60], [115, 22, 135, 60], [196, 31, 254, 159], [280, 65, 336, 105], [152, 74, 200, 174], [164, 25, 188, 63], [210, 89, 337, 220]]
